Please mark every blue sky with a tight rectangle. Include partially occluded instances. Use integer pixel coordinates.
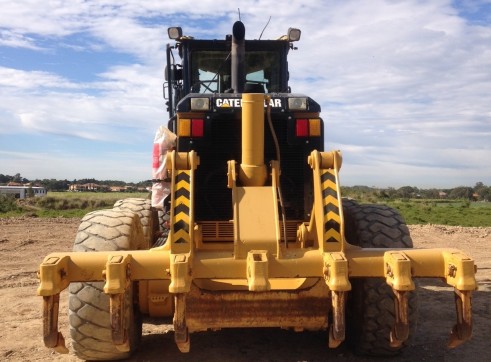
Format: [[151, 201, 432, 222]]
[[0, 0, 490, 187]]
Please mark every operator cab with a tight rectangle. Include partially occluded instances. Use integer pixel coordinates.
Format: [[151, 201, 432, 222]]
[[165, 23, 300, 118]]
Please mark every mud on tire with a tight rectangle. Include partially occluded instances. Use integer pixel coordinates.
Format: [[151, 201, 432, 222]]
[[68, 209, 145, 360], [343, 200, 419, 356]]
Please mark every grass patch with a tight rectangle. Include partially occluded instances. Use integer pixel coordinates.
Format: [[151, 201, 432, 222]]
[[384, 199, 491, 227], [0, 195, 22, 213], [0, 191, 150, 218]]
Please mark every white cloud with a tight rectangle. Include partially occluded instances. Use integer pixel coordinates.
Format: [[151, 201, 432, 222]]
[[0, 67, 81, 90], [0, 0, 490, 185], [0, 30, 41, 49]]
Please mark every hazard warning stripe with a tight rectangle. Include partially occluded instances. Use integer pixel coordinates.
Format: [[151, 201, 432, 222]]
[[173, 170, 191, 244], [174, 203, 189, 215], [321, 169, 341, 243]]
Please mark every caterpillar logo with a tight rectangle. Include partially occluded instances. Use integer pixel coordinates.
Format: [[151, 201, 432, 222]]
[[321, 169, 341, 243], [216, 98, 282, 108], [172, 171, 191, 244]]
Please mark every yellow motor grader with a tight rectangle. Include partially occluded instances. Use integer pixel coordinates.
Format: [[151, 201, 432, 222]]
[[37, 21, 477, 360]]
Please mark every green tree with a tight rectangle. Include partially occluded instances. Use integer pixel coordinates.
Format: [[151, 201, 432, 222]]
[[473, 182, 489, 201], [448, 187, 474, 200], [396, 186, 417, 198]]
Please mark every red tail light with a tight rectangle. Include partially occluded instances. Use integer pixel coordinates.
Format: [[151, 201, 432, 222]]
[[191, 119, 204, 137], [296, 119, 309, 137]]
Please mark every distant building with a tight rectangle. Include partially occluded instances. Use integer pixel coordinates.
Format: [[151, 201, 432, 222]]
[[0, 186, 47, 199], [438, 191, 447, 199], [69, 183, 109, 192], [6, 182, 23, 186]]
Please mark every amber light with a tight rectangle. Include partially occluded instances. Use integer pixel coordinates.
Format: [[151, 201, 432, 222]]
[[309, 118, 321, 136], [178, 119, 191, 136]]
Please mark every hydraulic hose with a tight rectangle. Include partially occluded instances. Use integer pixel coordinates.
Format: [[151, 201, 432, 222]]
[[265, 96, 288, 248]]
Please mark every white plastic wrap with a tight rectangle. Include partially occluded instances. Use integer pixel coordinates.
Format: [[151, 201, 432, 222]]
[[151, 126, 177, 209]]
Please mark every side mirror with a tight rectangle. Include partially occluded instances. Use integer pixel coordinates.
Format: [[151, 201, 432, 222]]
[[173, 67, 183, 81], [165, 65, 183, 82]]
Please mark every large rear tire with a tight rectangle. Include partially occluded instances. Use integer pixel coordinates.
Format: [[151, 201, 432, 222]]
[[343, 200, 418, 356], [113, 198, 158, 248], [68, 209, 144, 360]]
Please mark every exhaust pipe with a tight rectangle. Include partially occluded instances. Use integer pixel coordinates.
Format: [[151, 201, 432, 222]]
[[231, 21, 245, 93], [232, 21, 267, 186]]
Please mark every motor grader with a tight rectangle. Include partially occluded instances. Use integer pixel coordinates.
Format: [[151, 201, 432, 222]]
[[37, 21, 477, 360]]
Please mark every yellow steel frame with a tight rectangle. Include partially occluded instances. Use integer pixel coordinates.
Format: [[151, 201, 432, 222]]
[[37, 94, 477, 354]]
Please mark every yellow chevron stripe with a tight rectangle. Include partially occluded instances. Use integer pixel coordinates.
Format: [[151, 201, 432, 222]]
[[321, 168, 341, 243], [323, 195, 339, 206], [176, 180, 190, 190], [175, 196, 190, 207], [175, 213, 190, 223], [173, 170, 191, 243], [324, 211, 341, 222], [324, 228, 341, 241], [173, 229, 191, 242], [321, 179, 337, 190]]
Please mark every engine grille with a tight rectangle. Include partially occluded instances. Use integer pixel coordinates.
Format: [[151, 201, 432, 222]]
[[200, 220, 300, 243]]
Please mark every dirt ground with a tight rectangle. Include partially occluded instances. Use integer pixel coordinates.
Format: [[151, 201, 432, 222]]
[[0, 217, 490, 361]]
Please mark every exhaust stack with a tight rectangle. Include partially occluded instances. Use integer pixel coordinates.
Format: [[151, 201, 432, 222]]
[[231, 21, 245, 93]]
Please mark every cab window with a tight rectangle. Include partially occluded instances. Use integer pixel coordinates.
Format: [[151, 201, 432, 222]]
[[190, 50, 281, 93]]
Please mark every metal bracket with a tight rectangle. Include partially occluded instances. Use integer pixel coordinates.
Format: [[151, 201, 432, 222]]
[[384, 251, 415, 347], [441, 250, 476, 348], [323, 252, 351, 291], [246, 250, 271, 291], [384, 251, 415, 291], [104, 254, 132, 294], [38, 256, 70, 354], [442, 251, 477, 291], [37, 256, 70, 296], [103, 254, 132, 350], [169, 253, 192, 293], [323, 252, 351, 348]]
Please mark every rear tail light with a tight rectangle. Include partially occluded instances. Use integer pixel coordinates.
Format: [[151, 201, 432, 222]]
[[296, 118, 320, 137], [191, 119, 204, 137], [296, 119, 309, 137], [178, 118, 204, 137]]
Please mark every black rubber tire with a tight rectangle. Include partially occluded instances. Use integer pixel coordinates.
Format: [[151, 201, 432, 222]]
[[343, 200, 419, 356], [68, 209, 144, 360], [114, 198, 158, 248]]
